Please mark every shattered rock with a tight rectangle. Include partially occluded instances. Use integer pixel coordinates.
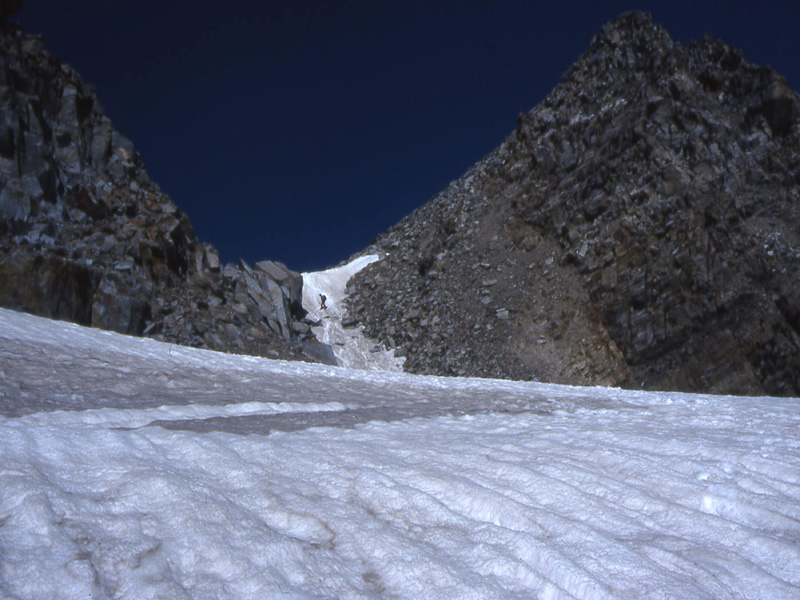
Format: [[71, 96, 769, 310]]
[[0, 24, 333, 364], [346, 11, 800, 396]]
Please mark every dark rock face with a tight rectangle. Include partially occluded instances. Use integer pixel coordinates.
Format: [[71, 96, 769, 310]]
[[347, 12, 800, 396], [0, 1, 22, 21], [0, 26, 326, 361]]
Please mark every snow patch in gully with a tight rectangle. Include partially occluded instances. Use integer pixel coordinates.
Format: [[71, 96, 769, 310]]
[[303, 254, 404, 371]]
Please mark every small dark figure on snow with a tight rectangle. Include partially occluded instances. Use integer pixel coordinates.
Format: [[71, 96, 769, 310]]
[[319, 294, 327, 309]]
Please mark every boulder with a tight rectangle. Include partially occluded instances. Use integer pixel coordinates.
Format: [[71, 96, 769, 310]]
[[255, 259, 304, 308], [300, 339, 338, 366]]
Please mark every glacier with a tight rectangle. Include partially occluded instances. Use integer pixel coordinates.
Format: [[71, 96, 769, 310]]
[[1, 295, 799, 598]]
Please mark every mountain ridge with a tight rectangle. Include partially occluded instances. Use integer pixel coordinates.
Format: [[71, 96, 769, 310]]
[[0, 22, 334, 364], [2, 11, 798, 395], [346, 11, 800, 396]]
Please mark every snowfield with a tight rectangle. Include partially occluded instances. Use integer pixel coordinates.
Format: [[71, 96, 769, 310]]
[[1, 304, 799, 599]]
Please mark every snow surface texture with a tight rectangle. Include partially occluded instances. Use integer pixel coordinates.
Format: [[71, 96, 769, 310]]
[[1, 307, 800, 599], [302, 255, 405, 371]]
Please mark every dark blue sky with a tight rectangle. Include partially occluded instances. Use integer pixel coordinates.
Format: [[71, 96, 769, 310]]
[[12, 1, 800, 272]]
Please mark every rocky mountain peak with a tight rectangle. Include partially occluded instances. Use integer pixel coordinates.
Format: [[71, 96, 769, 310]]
[[0, 24, 334, 364], [598, 11, 666, 44], [582, 11, 674, 74], [346, 13, 800, 396]]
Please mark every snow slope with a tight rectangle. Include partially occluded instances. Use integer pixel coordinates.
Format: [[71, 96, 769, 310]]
[[302, 255, 405, 371], [1, 307, 800, 599]]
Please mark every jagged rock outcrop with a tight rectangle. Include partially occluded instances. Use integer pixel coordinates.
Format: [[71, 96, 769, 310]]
[[347, 11, 800, 396], [0, 24, 333, 363]]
